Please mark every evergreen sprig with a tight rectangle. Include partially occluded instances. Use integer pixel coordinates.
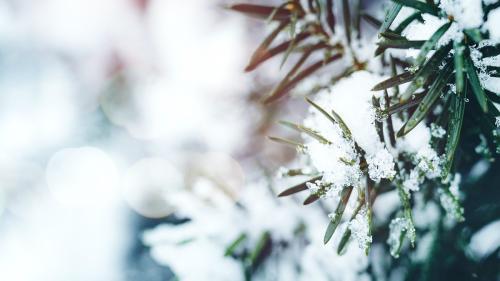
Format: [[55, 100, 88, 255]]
[[231, 0, 500, 278]]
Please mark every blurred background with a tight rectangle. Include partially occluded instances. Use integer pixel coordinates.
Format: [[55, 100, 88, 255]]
[[0, 0, 301, 280]]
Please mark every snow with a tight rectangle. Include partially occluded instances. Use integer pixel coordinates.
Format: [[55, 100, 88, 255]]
[[296, 72, 400, 207], [394, 119, 432, 154], [349, 208, 373, 251], [438, 173, 464, 222], [148, 235, 244, 281], [430, 124, 446, 139], [402, 170, 421, 194], [387, 217, 415, 258], [144, 180, 370, 281], [315, 72, 384, 155], [440, 0, 484, 29], [302, 72, 398, 191], [448, 173, 461, 198], [306, 141, 362, 194], [402, 15, 458, 58], [469, 44, 500, 94], [403, 15, 446, 41], [415, 146, 442, 179], [366, 148, 396, 182]]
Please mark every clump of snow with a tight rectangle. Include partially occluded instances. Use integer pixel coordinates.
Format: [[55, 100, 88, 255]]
[[387, 217, 416, 258], [299, 239, 370, 281], [440, 0, 483, 29], [391, 6, 420, 31], [430, 123, 446, 139], [448, 173, 461, 198], [305, 140, 362, 196], [349, 208, 373, 251], [301, 72, 396, 197], [401, 15, 462, 58], [438, 174, 464, 221], [495, 116, 500, 128], [438, 23, 463, 47], [306, 71, 385, 155], [403, 15, 449, 59], [402, 170, 421, 194], [468, 43, 500, 94], [438, 189, 464, 222], [366, 148, 396, 182], [414, 146, 442, 179], [394, 120, 432, 154], [485, 7, 500, 42]]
